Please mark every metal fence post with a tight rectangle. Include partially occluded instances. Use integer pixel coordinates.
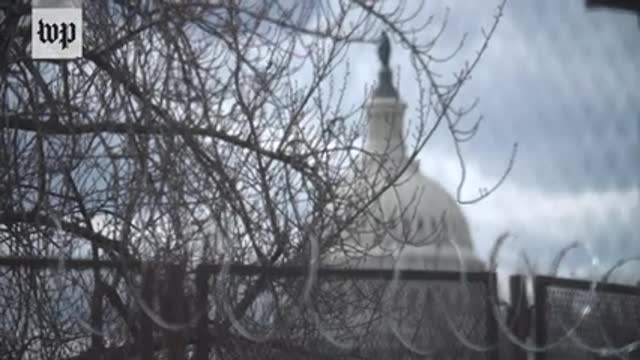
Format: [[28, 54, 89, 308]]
[[90, 266, 104, 355], [195, 264, 210, 360], [141, 264, 155, 360], [164, 264, 187, 360], [485, 272, 500, 360], [509, 275, 530, 360], [533, 277, 548, 360]]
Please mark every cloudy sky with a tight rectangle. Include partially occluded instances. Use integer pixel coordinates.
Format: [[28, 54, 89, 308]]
[[339, 1, 639, 281]]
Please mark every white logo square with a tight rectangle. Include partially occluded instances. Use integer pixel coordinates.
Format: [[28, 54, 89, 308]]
[[32, 8, 83, 59]]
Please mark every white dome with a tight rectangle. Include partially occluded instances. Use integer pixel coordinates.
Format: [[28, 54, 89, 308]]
[[331, 96, 484, 272], [315, 39, 487, 359]]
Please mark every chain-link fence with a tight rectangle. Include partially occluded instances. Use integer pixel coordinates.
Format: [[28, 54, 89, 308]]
[[2, 257, 640, 359], [533, 276, 640, 360], [1, 258, 500, 359]]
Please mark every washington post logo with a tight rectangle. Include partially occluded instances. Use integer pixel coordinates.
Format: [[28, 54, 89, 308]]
[[32, 8, 82, 59]]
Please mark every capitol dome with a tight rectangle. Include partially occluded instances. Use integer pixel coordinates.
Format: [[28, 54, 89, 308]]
[[313, 33, 489, 360], [332, 33, 484, 272]]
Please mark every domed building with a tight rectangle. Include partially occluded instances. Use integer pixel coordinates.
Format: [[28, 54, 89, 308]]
[[330, 33, 485, 273], [316, 33, 490, 360]]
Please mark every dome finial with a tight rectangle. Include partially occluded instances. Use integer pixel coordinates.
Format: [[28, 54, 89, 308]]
[[378, 31, 391, 69], [373, 31, 398, 98]]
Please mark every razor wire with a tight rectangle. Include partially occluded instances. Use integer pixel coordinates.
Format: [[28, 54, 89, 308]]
[[1, 210, 637, 358], [2, 234, 640, 359], [3, 199, 638, 359]]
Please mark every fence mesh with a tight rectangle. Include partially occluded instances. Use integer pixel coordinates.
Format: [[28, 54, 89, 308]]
[[535, 277, 640, 360], [211, 267, 498, 360]]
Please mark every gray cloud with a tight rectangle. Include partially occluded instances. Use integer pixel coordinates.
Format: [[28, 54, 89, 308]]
[[448, 0, 640, 193]]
